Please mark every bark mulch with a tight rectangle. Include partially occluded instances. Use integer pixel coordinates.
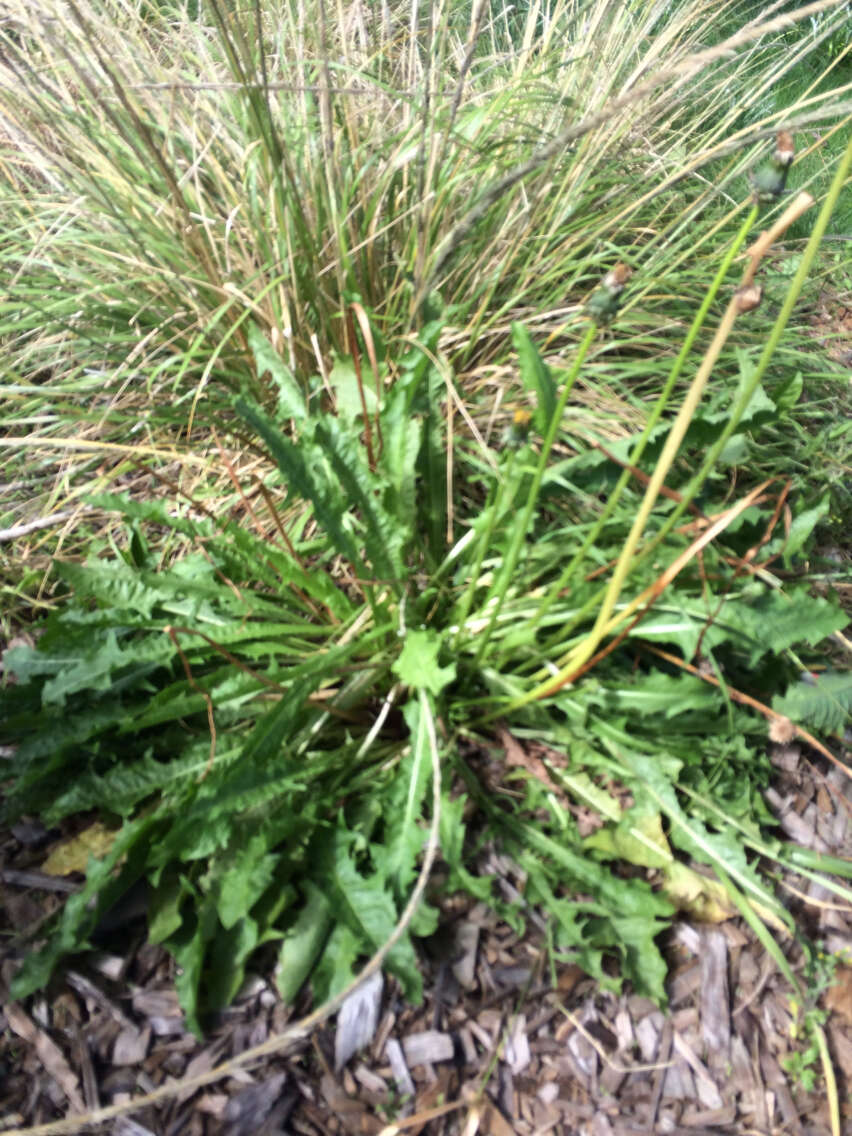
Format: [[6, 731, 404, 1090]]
[[1, 735, 851, 1136]]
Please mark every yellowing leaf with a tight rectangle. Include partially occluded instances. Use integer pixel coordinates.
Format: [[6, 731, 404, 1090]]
[[585, 809, 673, 871], [587, 810, 736, 923], [42, 822, 116, 876], [662, 862, 735, 922]]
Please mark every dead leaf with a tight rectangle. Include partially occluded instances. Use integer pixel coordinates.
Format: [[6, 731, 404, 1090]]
[[824, 965, 852, 1025], [497, 726, 569, 807], [828, 1024, 852, 1079], [41, 821, 116, 876]]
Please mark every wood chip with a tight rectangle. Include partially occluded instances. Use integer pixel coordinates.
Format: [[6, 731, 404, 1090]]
[[680, 1103, 737, 1127], [130, 986, 184, 1036], [114, 1120, 157, 1136], [504, 1013, 531, 1073], [566, 1026, 597, 1079], [635, 1012, 664, 1062], [672, 1032, 723, 1110], [335, 971, 384, 1072], [0, 868, 78, 893], [72, 1028, 99, 1109], [662, 1056, 695, 1100], [825, 964, 852, 1025], [613, 1008, 634, 1053], [112, 1026, 151, 1066], [353, 1063, 387, 1095], [480, 1100, 515, 1136], [457, 1026, 478, 1066], [538, 1082, 559, 1104], [320, 1073, 384, 1136], [4, 1002, 85, 1113], [402, 1030, 455, 1067], [194, 1093, 229, 1117], [66, 969, 135, 1032], [451, 920, 480, 990], [385, 1038, 415, 1097], [223, 1072, 287, 1136], [699, 928, 730, 1068], [828, 1023, 852, 1079]]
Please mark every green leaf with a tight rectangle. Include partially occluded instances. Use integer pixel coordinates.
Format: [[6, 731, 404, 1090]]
[[722, 587, 846, 663], [379, 383, 421, 545], [556, 770, 621, 822], [311, 922, 362, 1002], [637, 587, 846, 666], [517, 838, 670, 1001], [411, 353, 447, 563], [585, 805, 673, 871], [205, 915, 260, 1011], [329, 831, 422, 1001], [585, 806, 736, 922], [248, 323, 306, 423], [522, 864, 609, 986], [148, 870, 187, 945], [235, 396, 366, 572], [4, 628, 174, 709], [215, 832, 279, 930], [239, 677, 318, 763], [168, 893, 219, 1037], [314, 417, 401, 582], [392, 630, 455, 696], [718, 433, 749, 466], [772, 371, 803, 412], [438, 793, 493, 901], [277, 881, 334, 1003], [613, 743, 790, 932], [40, 744, 214, 824], [735, 365, 777, 428], [512, 323, 556, 434], [327, 354, 378, 423], [587, 672, 719, 719], [773, 671, 852, 735], [782, 495, 830, 566], [374, 700, 431, 898]]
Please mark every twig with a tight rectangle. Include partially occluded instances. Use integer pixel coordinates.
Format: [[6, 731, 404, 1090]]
[[0, 512, 80, 542], [0, 870, 78, 894]]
